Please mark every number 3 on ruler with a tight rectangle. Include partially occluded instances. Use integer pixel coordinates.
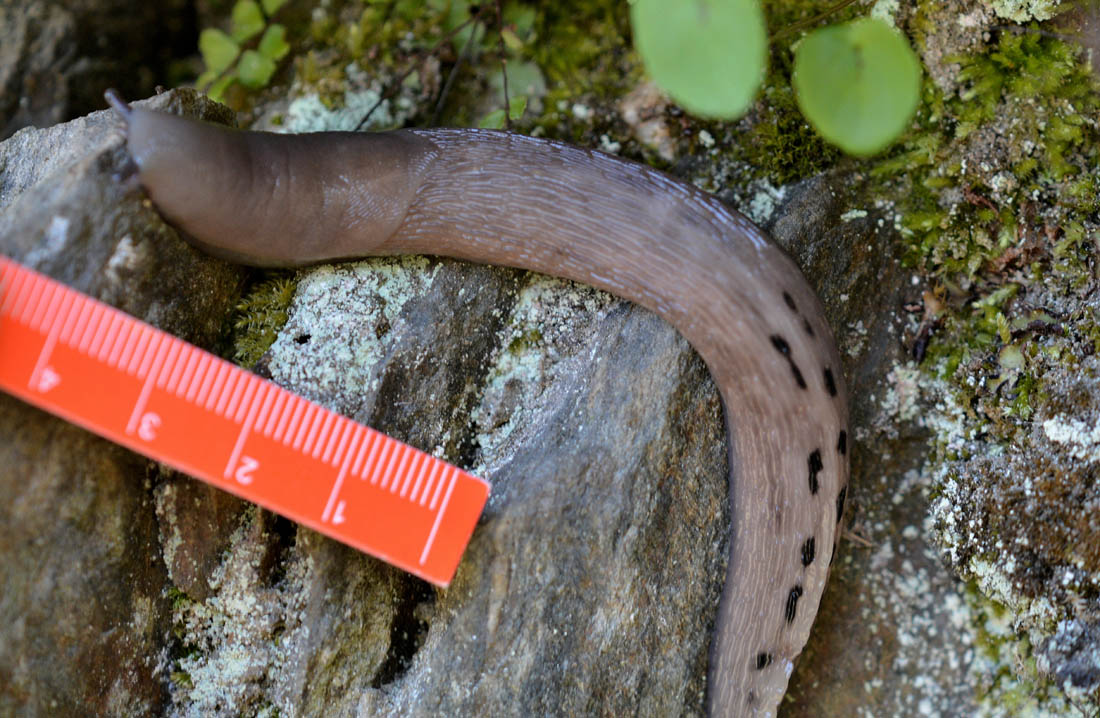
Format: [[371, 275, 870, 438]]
[[137, 412, 160, 440], [233, 456, 258, 485]]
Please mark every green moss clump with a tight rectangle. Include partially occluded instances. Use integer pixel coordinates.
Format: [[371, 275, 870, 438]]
[[232, 273, 297, 368]]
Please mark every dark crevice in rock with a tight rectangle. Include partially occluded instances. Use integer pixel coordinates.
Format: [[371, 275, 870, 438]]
[[370, 577, 435, 688], [257, 511, 297, 588]]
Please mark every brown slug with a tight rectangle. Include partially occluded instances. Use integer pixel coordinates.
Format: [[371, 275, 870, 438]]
[[105, 90, 849, 718]]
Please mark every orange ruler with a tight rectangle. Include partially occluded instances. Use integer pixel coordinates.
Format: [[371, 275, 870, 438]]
[[0, 256, 489, 586]]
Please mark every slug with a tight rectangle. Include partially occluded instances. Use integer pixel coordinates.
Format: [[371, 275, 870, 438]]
[[105, 90, 849, 718]]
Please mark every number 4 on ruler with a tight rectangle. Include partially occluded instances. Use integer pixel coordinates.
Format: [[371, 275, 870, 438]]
[[0, 256, 490, 587]]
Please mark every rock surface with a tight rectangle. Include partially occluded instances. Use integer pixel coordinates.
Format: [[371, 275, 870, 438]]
[[0, 0, 197, 140], [0, 87, 984, 718]]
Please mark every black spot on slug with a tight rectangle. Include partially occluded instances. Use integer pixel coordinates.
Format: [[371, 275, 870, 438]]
[[803, 318, 815, 337], [770, 334, 808, 389], [808, 450, 822, 494], [836, 486, 847, 523], [837, 430, 847, 456], [785, 585, 803, 624], [824, 367, 837, 397], [801, 536, 816, 567], [783, 291, 797, 312], [294, 334, 311, 344], [755, 652, 773, 670], [790, 363, 807, 389]]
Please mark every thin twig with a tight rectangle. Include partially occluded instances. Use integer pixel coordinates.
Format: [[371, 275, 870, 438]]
[[355, 3, 491, 131], [496, 0, 512, 130], [429, 18, 484, 126], [772, 0, 862, 41]]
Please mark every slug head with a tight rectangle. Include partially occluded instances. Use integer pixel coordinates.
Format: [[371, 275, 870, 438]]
[[105, 90, 433, 267]]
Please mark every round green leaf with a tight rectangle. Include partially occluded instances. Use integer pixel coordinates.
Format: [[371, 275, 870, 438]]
[[237, 49, 276, 88], [792, 18, 921, 156], [631, 0, 766, 119], [261, 0, 288, 15], [230, 0, 265, 43], [199, 28, 239, 74], [258, 24, 290, 61]]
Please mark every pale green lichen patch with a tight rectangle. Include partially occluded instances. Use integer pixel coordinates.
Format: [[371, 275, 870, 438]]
[[264, 258, 439, 416], [471, 274, 616, 478], [989, 0, 1065, 23], [167, 508, 303, 717]]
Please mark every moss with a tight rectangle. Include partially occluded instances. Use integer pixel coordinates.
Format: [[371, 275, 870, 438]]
[[232, 273, 297, 368], [883, 5, 1100, 711]]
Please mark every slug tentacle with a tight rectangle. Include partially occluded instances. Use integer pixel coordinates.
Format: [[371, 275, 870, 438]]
[[108, 99, 849, 718]]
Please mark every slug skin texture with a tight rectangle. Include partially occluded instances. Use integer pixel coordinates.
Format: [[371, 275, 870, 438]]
[[110, 95, 849, 718]]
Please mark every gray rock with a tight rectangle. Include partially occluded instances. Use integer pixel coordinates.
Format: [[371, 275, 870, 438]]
[[0, 90, 966, 717], [0, 0, 197, 140], [0, 89, 245, 715]]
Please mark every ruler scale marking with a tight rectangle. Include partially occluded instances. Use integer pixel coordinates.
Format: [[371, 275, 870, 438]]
[[230, 374, 257, 424], [0, 257, 488, 587], [350, 429, 373, 477], [0, 264, 23, 315], [327, 418, 352, 466], [61, 282, 93, 346], [399, 452, 424, 498], [381, 444, 406, 491], [12, 271, 42, 324], [392, 448, 414, 494], [126, 333, 168, 435], [307, 410, 334, 458], [367, 442, 393, 485], [409, 455, 433, 503], [322, 427, 361, 523], [213, 367, 239, 416], [88, 303, 116, 358], [428, 464, 452, 511], [292, 404, 317, 452], [57, 283, 86, 347], [184, 353, 210, 402], [277, 395, 304, 444], [253, 383, 277, 433], [75, 303, 104, 354], [123, 324, 150, 375], [224, 379, 264, 480], [262, 390, 286, 438], [166, 343, 191, 394], [28, 280, 59, 334], [220, 368, 244, 417], [155, 338, 183, 389], [420, 470, 459, 565], [108, 319, 132, 368], [97, 313, 123, 363], [175, 347, 200, 397], [199, 358, 227, 408], [272, 393, 297, 442]]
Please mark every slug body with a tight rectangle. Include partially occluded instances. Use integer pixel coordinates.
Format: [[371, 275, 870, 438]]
[[111, 98, 849, 717]]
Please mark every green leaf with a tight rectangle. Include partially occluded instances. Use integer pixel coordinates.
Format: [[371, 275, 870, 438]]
[[208, 74, 235, 102], [258, 24, 290, 60], [199, 28, 239, 74], [231, 0, 265, 43], [793, 18, 922, 156], [237, 49, 276, 88], [631, 0, 766, 119], [261, 0, 288, 15], [195, 69, 219, 90], [479, 95, 527, 129]]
